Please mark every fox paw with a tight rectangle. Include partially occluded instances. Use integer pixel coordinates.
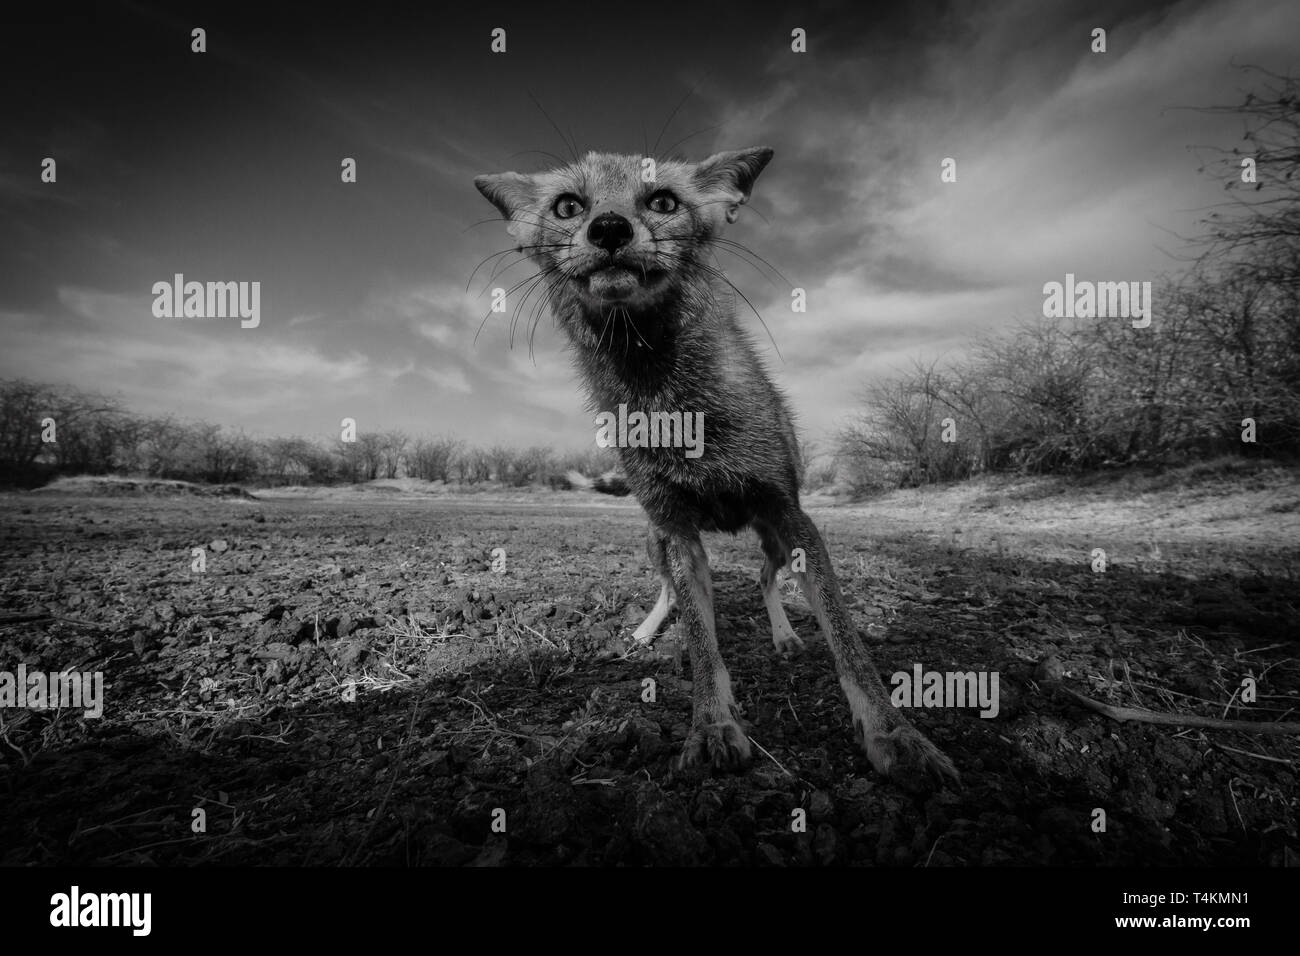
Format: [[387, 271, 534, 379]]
[[678, 717, 752, 771], [858, 719, 960, 792], [772, 627, 805, 656]]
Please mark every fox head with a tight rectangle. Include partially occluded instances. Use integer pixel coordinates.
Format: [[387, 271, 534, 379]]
[[474, 148, 773, 325]]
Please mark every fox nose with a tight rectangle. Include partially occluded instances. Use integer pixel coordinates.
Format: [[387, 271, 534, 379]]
[[587, 213, 634, 253]]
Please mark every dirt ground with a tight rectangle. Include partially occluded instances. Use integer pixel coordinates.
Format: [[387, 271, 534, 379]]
[[1, 465, 1297, 866]]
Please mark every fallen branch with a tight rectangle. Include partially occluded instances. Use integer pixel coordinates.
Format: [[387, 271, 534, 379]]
[[1060, 687, 1300, 735]]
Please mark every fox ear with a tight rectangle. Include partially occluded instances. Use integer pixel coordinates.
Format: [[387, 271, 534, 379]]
[[692, 147, 774, 222], [474, 172, 536, 222]]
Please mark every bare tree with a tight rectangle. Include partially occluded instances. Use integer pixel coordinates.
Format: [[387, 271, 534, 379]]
[[334, 437, 365, 483], [261, 435, 330, 484], [838, 358, 951, 492], [1186, 66, 1300, 288], [0, 380, 126, 484], [379, 430, 409, 479], [453, 446, 493, 484], [409, 437, 461, 482], [508, 446, 554, 486], [354, 433, 385, 481], [486, 444, 516, 484]]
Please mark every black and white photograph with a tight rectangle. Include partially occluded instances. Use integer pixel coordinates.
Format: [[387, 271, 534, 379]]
[[1, 0, 1297, 929]]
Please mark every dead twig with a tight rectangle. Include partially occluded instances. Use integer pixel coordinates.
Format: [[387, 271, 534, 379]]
[[1060, 686, 1300, 735], [1214, 742, 1296, 765], [747, 735, 793, 777]]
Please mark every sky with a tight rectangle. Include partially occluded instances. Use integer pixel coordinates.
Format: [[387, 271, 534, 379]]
[[1, 0, 1297, 451]]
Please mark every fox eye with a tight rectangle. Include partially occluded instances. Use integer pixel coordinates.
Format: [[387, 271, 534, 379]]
[[646, 191, 679, 214], [553, 195, 585, 219]]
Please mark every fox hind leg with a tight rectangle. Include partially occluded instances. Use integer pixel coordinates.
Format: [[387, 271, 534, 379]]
[[632, 524, 674, 643], [757, 525, 805, 655]]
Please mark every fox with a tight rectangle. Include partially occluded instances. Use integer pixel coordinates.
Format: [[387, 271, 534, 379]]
[[475, 147, 958, 786]]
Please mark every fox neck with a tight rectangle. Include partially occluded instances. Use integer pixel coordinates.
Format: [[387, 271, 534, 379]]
[[554, 278, 728, 408]]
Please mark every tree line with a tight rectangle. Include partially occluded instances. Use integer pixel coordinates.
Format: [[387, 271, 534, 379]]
[[0, 380, 614, 490]]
